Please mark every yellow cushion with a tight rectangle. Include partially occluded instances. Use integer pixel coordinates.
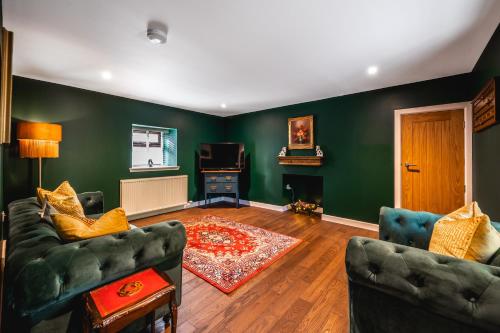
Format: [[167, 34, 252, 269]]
[[37, 181, 85, 217], [429, 202, 500, 263], [51, 208, 130, 241]]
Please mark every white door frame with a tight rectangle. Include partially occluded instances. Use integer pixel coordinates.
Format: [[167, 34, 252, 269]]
[[394, 102, 473, 208]]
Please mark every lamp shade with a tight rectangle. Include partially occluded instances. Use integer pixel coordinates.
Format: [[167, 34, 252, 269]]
[[17, 122, 62, 158]]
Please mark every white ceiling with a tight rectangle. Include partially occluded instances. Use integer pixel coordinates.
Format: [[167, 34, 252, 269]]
[[4, 0, 500, 117]]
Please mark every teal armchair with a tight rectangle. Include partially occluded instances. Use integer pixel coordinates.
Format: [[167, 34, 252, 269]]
[[345, 207, 500, 333]]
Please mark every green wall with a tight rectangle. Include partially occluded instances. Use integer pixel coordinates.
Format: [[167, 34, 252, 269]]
[[226, 74, 478, 223], [471, 24, 500, 220], [4, 77, 224, 211], [226, 24, 500, 224]]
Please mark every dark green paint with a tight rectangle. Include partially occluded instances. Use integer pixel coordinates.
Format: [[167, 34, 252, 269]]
[[4, 77, 224, 211], [226, 74, 477, 223], [471, 24, 500, 220]]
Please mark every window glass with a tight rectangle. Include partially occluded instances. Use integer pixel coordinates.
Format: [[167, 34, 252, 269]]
[[131, 125, 177, 168]]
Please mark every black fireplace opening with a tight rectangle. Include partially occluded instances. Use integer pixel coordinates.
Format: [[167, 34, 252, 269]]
[[282, 174, 323, 207]]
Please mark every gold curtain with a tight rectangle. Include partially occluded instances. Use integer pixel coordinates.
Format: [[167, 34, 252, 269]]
[[0, 28, 13, 144]]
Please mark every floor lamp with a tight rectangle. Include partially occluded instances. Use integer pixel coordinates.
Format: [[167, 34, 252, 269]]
[[17, 122, 62, 188]]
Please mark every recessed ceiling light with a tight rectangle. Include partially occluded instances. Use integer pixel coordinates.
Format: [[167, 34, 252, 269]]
[[220, 103, 227, 109], [147, 29, 167, 45], [100, 70, 112, 80], [367, 66, 379, 76]]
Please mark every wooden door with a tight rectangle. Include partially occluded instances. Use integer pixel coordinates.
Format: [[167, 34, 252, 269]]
[[401, 110, 464, 214]]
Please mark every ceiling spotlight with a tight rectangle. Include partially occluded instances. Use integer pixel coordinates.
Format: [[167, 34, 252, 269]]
[[220, 103, 227, 109], [367, 66, 379, 76], [100, 70, 112, 80], [147, 29, 167, 45]]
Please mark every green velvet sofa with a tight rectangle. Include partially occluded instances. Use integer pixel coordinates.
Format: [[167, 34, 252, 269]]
[[5, 192, 187, 333], [346, 207, 500, 333]]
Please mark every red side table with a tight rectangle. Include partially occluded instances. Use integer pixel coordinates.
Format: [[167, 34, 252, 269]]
[[82, 267, 177, 333]]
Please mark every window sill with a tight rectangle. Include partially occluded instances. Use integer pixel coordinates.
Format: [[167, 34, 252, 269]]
[[129, 166, 180, 173]]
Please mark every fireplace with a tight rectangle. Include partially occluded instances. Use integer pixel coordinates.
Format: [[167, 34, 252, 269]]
[[282, 174, 323, 214]]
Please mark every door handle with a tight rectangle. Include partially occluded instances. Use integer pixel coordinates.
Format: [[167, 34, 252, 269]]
[[404, 162, 417, 168]]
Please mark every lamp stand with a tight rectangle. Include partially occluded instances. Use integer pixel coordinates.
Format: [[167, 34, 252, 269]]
[[38, 156, 42, 188]]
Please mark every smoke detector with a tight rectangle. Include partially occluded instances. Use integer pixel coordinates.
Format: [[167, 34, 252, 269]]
[[147, 28, 167, 45]]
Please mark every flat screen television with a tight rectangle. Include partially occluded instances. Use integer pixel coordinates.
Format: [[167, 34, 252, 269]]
[[199, 143, 245, 170]]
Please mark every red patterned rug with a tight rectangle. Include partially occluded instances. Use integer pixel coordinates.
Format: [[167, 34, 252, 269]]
[[180, 215, 302, 293]]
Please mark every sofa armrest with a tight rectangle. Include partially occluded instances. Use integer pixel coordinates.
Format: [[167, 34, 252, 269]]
[[346, 237, 500, 332], [77, 191, 104, 215], [10, 221, 186, 319], [378, 206, 442, 250]]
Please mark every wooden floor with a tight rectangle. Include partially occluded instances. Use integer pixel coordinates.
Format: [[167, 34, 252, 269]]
[[133, 203, 378, 333]]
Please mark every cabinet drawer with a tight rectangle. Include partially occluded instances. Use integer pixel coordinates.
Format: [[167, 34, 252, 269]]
[[205, 174, 238, 183], [220, 183, 237, 193], [206, 183, 238, 193], [219, 175, 238, 182], [205, 175, 219, 183]]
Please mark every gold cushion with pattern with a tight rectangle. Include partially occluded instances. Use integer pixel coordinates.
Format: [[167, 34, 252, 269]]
[[51, 208, 130, 241], [429, 202, 500, 263], [37, 181, 85, 217]]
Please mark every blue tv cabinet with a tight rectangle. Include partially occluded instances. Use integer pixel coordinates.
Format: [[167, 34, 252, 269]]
[[202, 170, 240, 208]]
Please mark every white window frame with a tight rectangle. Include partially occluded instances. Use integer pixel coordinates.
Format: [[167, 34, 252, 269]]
[[129, 124, 180, 173]]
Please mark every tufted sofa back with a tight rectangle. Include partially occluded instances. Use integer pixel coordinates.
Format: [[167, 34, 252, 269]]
[[379, 206, 500, 251], [77, 191, 104, 216], [7, 193, 104, 253]]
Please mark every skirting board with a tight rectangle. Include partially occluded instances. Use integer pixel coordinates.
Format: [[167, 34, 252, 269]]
[[189, 196, 289, 212], [221, 197, 289, 212], [128, 196, 378, 232], [190, 197, 376, 232], [184, 197, 227, 209], [321, 214, 379, 232]]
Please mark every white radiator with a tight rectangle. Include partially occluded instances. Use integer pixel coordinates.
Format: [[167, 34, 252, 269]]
[[120, 175, 188, 218]]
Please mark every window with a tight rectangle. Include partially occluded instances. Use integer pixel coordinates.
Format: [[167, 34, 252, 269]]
[[130, 125, 178, 171]]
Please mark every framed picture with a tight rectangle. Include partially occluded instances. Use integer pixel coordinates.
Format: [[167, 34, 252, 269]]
[[288, 115, 314, 149]]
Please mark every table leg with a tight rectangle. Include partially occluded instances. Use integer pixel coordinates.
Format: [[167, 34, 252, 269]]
[[82, 315, 90, 333], [82, 306, 93, 333], [169, 302, 178, 333], [150, 310, 155, 333]]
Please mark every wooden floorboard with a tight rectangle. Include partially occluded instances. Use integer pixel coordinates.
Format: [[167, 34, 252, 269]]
[[135, 203, 378, 333]]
